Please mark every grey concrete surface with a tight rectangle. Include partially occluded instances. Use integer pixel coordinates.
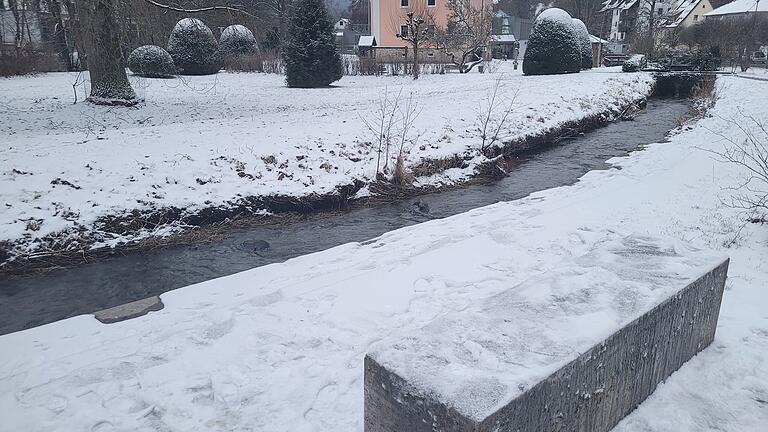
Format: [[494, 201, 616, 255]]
[[365, 252, 729, 432]]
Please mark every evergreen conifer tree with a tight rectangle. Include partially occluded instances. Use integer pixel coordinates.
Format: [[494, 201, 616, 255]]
[[282, 0, 343, 88]]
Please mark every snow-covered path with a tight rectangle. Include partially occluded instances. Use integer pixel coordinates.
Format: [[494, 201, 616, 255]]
[[0, 65, 652, 261], [1, 76, 767, 431]]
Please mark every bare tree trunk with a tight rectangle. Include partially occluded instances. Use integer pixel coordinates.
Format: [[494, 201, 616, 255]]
[[9, 0, 25, 50], [44, 0, 75, 70], [646, 0, 657, 55], [80, 0, 137, 105], [412, 44, 419, 80]]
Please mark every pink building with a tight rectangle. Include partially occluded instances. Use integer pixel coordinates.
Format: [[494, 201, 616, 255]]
[[370, 0, 484, 47]]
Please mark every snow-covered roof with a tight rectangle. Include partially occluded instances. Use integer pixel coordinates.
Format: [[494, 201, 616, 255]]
[[602, 0, 640, 11], [590, 34, 609, 43], [706, 0, 768, 16], [492, 34, 517, 43], [334, 18, 350, 31], [661, 0, 702, 27], [357, 35, 376, 47], [621, 0, 639, 10], [600, 0, 624, 11]]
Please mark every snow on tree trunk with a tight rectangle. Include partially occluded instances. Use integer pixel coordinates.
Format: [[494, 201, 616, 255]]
[[82, 0, 137, 106]]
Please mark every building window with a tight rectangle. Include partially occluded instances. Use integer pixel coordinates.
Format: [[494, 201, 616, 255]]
[[428, 0, 436, 5], [400, 25, 409, 37], [401, 0, 408, 6]]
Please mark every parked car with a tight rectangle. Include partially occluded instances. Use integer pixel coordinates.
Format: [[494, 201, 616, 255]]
[[751, 51, 767, 65], [622, 54, 647, 72]]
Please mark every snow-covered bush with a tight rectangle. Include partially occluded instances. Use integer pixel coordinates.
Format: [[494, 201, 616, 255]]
[[167, 18, 222, 75], [127, 45, 176, 78], [220, 25, 259, 59], [622, 54, 647, 72], [571, 18, 593, 69], [220, 25, 261, 72], [523, 8, 581, 76]]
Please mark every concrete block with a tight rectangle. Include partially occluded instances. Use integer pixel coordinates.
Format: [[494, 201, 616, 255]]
[[365, 235, 728, 432]]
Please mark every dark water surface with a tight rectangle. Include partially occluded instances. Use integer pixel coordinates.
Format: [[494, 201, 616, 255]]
[[0, 99, 690, 335]]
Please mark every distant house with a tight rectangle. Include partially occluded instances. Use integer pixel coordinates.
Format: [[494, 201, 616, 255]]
[[369, 0, 485, 47], [334, 18, 361, 54], [601, 0, 679, 48], [705, 0, 768, 20], [491, 10, 533, 60], [590, 34, 609, 67], [660, 0, 714, 30]]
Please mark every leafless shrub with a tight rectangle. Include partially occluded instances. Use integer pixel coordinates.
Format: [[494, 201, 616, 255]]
[[360, 87, 421, 182], [477, 75, 518, 152], [261, 57, 285, 74], [0, 48, 64, 76], [393, 92, 422, 185], [689, 78, 719, 117], [704, 111, 768, 222], [224, 54, 263, 72]]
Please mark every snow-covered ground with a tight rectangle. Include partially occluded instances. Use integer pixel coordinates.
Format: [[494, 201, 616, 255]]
[[0, 75, 766, 431], [737, 66, 768, 81], [0, 64, 652, 262]]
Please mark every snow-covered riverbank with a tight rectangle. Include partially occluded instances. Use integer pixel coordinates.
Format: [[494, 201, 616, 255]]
[[0, 75, 766, 431], [0, 65, 653, 267]]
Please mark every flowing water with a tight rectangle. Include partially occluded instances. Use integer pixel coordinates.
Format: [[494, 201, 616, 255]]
[[0, 99, 690, 335]]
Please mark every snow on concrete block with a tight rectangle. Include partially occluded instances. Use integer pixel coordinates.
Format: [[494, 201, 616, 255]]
[[94, 296, 164, 324], [365, 234, 728, 432]]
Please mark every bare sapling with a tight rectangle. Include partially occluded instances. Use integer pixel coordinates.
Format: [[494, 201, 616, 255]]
[[477, 76, 518, 153], [393, 92, 422, 185], [704, 110, 768, 222], [360, 87, 403, 178]]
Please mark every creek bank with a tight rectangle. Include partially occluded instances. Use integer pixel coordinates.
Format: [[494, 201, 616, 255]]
[[0, 97, 695, 333], [1, 75, 714, 277]]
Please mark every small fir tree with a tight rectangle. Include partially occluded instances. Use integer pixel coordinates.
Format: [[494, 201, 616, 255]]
[[282, 0, 343, 88]]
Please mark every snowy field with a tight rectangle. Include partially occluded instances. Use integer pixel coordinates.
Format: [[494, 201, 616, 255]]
[[0, 75, 766, 431], [0, 64, 653, 263]]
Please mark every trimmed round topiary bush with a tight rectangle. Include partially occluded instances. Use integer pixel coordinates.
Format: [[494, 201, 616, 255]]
[[127, 45, 177, 78], [622, 54, 647, 72], [523, 8, 581, 76], [571, 18, 593, 70], [220, 24, 259, 58], [282, 0, 343, 88], [167, 18, 222, 75]]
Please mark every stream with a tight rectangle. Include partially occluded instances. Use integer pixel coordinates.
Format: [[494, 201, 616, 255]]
[[0, 98, 690, 335]]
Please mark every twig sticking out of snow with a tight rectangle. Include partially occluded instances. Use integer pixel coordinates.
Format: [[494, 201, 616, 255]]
[[477, 75, 519, 152]]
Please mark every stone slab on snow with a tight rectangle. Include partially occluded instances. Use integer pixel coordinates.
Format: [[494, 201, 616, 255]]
[[365, 235, 728, 432]]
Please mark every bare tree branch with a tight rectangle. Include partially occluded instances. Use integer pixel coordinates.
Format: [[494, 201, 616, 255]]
[[142, 0, 257, 18]]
